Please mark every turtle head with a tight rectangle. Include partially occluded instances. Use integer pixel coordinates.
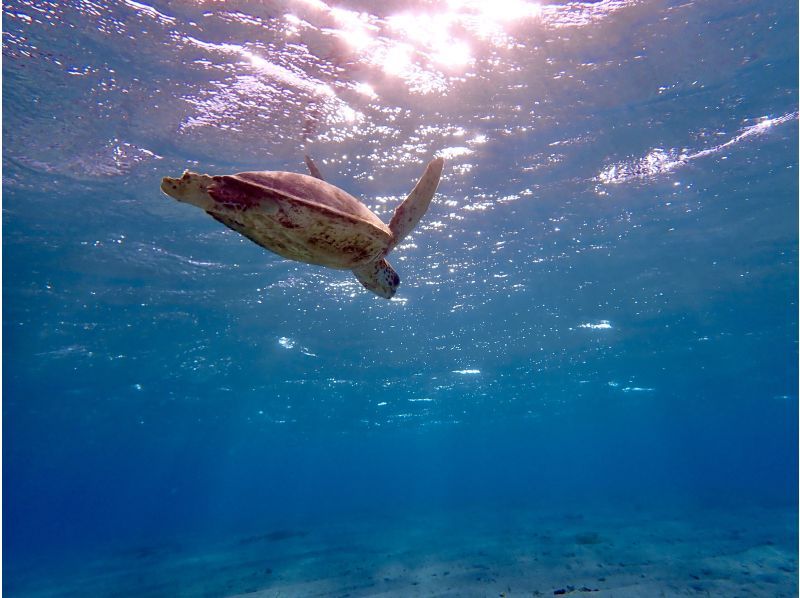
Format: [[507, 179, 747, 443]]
[[352, 258, 400, 299], [160, 171, 215, 211]]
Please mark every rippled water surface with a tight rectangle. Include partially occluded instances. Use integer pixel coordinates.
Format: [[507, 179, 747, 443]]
[[3, 0, 798, 595]]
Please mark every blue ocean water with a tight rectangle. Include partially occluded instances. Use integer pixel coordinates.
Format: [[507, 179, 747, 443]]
[[3, 0, 798, 595]]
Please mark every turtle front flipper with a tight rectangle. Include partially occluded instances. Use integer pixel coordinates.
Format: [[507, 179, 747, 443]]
[[352, 258, 399, 299], [304, 155, 325, 181], [388, 157, 444, 251]]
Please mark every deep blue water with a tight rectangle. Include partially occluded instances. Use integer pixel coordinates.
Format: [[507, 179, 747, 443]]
[[3, 0, 798, 595]]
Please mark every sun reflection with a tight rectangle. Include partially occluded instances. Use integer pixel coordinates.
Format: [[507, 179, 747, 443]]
[[293, 0, 329, 11], [379, 42, 415, 76], [447, 0, 542, 21], [282, 0, 559, 96], [387, 12, 473, 69], [353, 82, 377, 99], [280, 0, 634, 98], [328, 7, 377, 51], [431, 40, 472, 68], [334, 104, 362, 124], [386, 12, 451, 46]]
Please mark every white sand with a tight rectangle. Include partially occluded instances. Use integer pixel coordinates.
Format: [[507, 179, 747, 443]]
[[7, 505, 797, 597]]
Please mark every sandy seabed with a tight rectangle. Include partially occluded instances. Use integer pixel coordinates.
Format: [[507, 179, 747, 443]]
[[7, 505, 797, 597]]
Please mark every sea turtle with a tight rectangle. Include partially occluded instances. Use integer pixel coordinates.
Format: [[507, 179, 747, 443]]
[[160, 156, 444, 298]]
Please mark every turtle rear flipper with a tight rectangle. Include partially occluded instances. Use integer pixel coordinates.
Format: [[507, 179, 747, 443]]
[[388, 157, 444, 251], [352, 258, 399, 299]]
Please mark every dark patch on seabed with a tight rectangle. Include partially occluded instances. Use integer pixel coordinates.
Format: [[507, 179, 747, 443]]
[[238, 529, 309, 545]]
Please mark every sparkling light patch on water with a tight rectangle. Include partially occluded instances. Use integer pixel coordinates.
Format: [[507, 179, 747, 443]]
[[597, 111, 799, 186], [577, 321, 613, 330]]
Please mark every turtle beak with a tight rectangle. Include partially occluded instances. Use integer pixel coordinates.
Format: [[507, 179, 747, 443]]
[[160, 176, 179, 197], [160, 171, 189, 200]]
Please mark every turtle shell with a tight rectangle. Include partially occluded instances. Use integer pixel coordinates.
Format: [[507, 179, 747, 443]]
[[206, 171, 392, 269]]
